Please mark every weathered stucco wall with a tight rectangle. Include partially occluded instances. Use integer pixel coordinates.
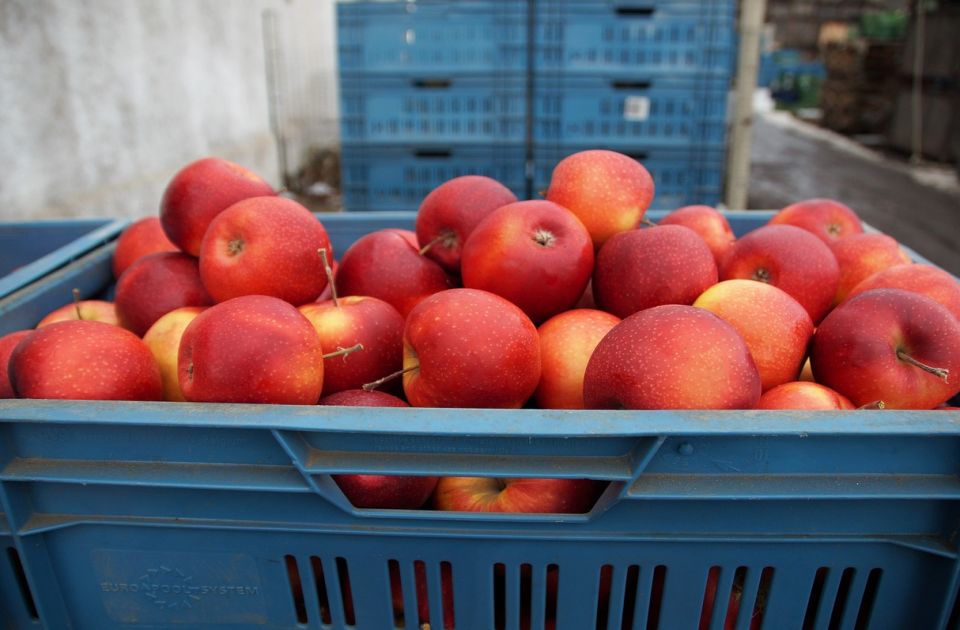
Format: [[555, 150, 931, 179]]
[[0, 0, 339, 220]]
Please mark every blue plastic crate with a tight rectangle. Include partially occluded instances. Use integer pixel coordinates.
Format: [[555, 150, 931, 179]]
[[0, 219, 127, 299], [337, 2, 528, 75], [340, 75, 526, 145], [535, 1, 736, 77], [0, 212, 959, 629], [534, 146, 725, 209], [341, 144, 527, 211], [533, 76, 731, 148]]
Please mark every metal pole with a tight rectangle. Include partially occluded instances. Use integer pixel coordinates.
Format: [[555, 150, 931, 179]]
[[262, 9, 289, 189], [725, 0, 768, 210]]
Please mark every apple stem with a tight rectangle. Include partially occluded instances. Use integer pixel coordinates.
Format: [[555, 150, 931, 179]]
[[71, 288, 83, 320], [322, 343, 363, 361], [896, 349, 950, 382], [640, 217, 657, 228], [362, 363, 419, 391], [858, 400, 885, 410], [418, 232, 451, 257], [318, 248, 338, 308]]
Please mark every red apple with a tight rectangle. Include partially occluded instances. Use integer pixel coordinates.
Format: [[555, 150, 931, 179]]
[[401, 288, 540, 408], [768, 198, 863, 243], [546, 149, 655, 247], [333, 474, 439, 510], [112, 217, 179, 278], [178, 295, 324, 404], [115, 252, 213, 336], [142, 306, 206, 402], [658, 205, 736, 266], [693, 280, 814, 391], [416, 175, 518, 273], [846, 263, 960, 321], [535, 309, 621, 409], [461, 200, 594, 323], [434, 477, 601, 514], [593, 225, 718, 318], [319, 389, 407, 407], [8, 321, 162, 400], [0, 330, 31, 398], [755, 382, 855, 410], [36, 299, 119, 327], [336, 229, 454, 318], [829, 233, 911, 304], [199, 196, 332, 305], [299, 296, 405, 397], [811, 289, 960, 409], [719, 224, 840, 323], [584, 305, 762, 410], [320, 388, 438, 509], [160, 157, 275, 256]]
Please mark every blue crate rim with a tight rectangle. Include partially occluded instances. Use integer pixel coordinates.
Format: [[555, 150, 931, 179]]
[[0, 399, 958, 436], [0, 219, 129, 299]]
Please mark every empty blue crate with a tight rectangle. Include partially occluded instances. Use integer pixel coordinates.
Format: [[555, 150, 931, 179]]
[[341, 144, 526, 211], [534, 146, 725, 209], [533, 75, 731, 149], [535, 1, 736, 77], [337, 1, 528, 75], [340, 75, 526, 144]]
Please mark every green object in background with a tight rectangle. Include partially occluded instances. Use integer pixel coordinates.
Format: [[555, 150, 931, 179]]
[[859, 10, 908, 41]]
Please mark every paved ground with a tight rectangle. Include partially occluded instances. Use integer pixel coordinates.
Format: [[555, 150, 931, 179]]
[[748, 111, 960, 277]]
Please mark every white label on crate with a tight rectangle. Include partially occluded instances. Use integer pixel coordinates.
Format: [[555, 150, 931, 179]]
[[623, 96, 651, 121]]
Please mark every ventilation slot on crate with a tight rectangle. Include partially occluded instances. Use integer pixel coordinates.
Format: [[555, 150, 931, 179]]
[[494, 562, 559, 630], [854, 569, 882, 630], [7, 547, 39, 620], [494, 562, 506, 630], [308, 556, 333, 625], [646, 565, 667, 630], [698, 565, 775, 630], [803, 567, 881, 630], [595, 563, 641, 630], [336, 557, 356, 627], [946, 577, 960, 630], [285, 555, 308, 624], [390, 559, 454, 629]]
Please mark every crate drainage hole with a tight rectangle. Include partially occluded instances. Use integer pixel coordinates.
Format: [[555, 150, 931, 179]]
[[7, 547, 38, 620]]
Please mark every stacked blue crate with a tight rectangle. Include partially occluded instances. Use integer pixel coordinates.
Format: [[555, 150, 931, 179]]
[[337, 1, 529, 211], [532, 0, 737, 208]]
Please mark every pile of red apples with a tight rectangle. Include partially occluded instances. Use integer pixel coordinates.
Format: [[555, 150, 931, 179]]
[[2, 151, 959, 518]]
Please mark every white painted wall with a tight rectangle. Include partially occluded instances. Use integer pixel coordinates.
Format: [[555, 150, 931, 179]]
[[0, 0, 340, 220]]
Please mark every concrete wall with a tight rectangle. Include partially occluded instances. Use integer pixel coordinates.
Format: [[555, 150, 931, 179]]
[[0, 0, 339, 221]]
